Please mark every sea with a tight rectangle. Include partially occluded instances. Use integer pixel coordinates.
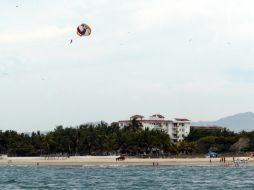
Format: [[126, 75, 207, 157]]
[[0, 165, 253, 189]]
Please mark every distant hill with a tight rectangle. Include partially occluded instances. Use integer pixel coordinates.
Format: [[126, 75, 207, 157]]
[[192, 112, 254, 132]]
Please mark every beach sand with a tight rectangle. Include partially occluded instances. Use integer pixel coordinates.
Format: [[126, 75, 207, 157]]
[[0, 156, 253, 166]]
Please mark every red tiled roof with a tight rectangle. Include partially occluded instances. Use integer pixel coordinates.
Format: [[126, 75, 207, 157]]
[[118, 120, 172, 123], [175, 118, 190, 122], [190, 126, 223, 130], [130, 115, 144, 119], [151, 114, 165, 118], [142, 120, 172, 123]]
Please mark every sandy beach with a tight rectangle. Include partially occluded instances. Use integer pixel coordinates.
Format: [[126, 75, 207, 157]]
[[0, 156, 253, 166]]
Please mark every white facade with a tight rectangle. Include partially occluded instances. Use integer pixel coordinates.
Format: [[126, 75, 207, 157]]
[[118, 114, 191, 143]]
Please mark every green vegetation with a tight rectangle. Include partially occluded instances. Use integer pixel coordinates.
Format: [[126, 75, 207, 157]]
[[0, 120, 172, 157], [184, 128, 254, 154], [1, 120, 254, 157]]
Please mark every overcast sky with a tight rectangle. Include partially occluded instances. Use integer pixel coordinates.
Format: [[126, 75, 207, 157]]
[[1, 0, 254, 132]]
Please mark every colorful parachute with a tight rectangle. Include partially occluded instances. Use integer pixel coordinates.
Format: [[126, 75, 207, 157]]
[[77, 23, 91, 37], [70, 23, 91, 44]]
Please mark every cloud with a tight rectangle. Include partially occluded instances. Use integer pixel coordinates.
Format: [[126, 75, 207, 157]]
[[128, 0, 254, 42], [225, 66, 254, 83], [0, 26, 72, 44], [1, 0, 254, 131]]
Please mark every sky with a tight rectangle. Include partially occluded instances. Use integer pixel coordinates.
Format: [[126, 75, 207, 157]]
[[1, 0, 254, 132]]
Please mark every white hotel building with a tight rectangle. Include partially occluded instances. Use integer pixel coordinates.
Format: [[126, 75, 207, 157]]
[[118, 114, 191, 142]]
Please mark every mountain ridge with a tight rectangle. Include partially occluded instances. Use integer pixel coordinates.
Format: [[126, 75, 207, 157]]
[[191, 112, 254, 132]]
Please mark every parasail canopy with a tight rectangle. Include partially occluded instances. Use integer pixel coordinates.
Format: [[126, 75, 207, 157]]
[[77, 23, 91, 37]]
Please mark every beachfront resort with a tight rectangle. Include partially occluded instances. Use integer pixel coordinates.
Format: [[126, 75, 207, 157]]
[[117, 114, 191, 142]]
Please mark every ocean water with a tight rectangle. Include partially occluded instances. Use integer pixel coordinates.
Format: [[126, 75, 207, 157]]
[[0, 165, 253, 189]]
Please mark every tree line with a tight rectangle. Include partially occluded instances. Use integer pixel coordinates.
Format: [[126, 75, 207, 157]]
[[0, 120, 172, 157], [0, 119, 254, 157], [184, 128, 254, 154]]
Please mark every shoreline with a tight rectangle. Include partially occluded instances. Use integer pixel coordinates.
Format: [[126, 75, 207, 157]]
[[0, 156, 253, 166]]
